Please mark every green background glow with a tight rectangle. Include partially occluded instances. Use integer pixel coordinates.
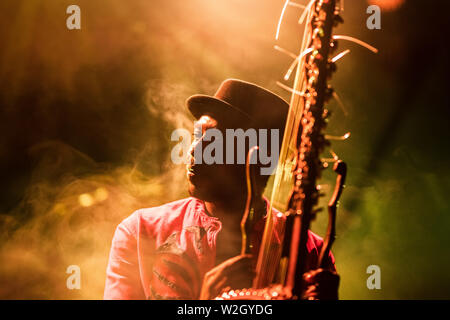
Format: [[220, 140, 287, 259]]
[[0, 0, 448, 299]]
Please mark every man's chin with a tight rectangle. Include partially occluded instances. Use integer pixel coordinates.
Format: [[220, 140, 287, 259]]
[[187, 183, 197, 198], [188, 181, 216, 202]]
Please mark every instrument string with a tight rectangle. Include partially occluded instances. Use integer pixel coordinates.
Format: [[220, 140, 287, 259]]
[[254, 2, 315, 288]]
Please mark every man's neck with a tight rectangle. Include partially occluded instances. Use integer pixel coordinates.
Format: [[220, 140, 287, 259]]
[[203, 199, 245, 222], [203, 199, 244, 263], [203, 195, 266, 263]]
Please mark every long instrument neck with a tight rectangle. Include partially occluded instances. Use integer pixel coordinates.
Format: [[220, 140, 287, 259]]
[[284, 0, 337, 296], [254, 0, 338, 294]]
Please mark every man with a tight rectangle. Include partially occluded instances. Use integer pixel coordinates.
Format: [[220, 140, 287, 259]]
[[104, 79, 339, 300]]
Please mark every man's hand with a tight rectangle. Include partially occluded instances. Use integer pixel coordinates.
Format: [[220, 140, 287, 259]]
[[200, 254, 254, 300], [302, 268, 340, 300]]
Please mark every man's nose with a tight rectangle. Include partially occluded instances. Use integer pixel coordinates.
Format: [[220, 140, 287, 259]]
[[188, 134, 205, 163], [190, 137, 201, 155]]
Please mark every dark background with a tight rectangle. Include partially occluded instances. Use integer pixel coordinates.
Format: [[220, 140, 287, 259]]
[[0, 0, 449, 299]]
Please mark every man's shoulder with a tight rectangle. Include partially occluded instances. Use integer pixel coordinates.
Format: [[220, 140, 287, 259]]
[[118, 197, 202, 235], [139, 197, 198, 215], [307, 230, 324, 248]]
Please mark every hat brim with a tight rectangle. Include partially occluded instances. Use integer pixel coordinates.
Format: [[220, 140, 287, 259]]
[[186, 95, 252, 125]]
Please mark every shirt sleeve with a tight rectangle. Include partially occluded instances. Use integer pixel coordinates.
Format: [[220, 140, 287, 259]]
[[308, 230, 337, 272], [104, 218, 146, 300], [315, 236, 337, 272], [325, 250, 337, 272]]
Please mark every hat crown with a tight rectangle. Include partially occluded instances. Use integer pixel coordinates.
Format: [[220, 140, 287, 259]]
[[213, 79, 289, 129], [187, 79, 289, 132]]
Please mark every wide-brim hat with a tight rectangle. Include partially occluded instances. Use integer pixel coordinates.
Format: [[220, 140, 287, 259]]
[[186, 79, 289, 133]]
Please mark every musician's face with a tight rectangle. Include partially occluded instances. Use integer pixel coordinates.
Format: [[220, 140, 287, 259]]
[[186, 115, 246, 202]]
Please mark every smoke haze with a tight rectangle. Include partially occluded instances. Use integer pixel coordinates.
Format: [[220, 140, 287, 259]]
[[0, 0, 449, 299]]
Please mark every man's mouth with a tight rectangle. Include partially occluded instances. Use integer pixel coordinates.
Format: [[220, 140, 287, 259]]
[[186, 165, 195, 177], [186, 155, 196, 178]]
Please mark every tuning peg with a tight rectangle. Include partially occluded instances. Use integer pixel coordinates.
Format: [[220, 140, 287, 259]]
[[327, 62, 337, 78], [324, 85, 334, 102], [274, 45, 297, 59], [333, 14, 344, 26], [276, 81, 304, 97], [330, 149, 340, 161], [333, 35, 378, 54], [332, 90, 349, 116], [298, 0, 315, 24], [329, 39, 338, 54], [336, 0, 345, 12], [325, 132, 351, 141], [322, 108, 331, 120], [331, 49, 351, 63], [316, 184, 329, 191], [309, 49, 323, 63], [288, 2, 306, 9]]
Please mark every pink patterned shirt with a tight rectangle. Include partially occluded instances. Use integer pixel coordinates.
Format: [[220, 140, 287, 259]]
[[104, 197, 335, 299]]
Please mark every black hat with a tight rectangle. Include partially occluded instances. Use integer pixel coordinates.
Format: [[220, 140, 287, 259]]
[[186, 79, 289, 132]]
